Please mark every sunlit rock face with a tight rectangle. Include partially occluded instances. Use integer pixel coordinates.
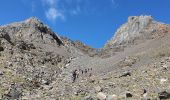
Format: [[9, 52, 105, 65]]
[[105, 15, 153, 48]]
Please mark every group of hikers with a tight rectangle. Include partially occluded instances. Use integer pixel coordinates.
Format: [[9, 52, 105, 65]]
[[72, 68, 92, 83]]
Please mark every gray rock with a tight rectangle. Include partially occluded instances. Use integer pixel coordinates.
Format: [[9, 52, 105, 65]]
[[158, 91, 170, 99], [107, 94, 118, 100], [0, 46, 4, 51], [119, 91, 133, 99], [97, 92, 107, 100], [94, 86, 102, 92], [83, 95, 93, 100], [3, 83, 22, 100], [119, 71, 131, 77], [0, 70, 4, 75]]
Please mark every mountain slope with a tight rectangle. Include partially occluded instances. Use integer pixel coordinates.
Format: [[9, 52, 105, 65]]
[[0, 16, 170, 100], [0, 17, 74, 99], [101, 15, 170, 57]]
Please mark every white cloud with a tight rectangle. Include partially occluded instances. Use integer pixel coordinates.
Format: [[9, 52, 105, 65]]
[[42, 0, 65, 21], [45, 7, 65, 21], [43, 0, 116, 22]]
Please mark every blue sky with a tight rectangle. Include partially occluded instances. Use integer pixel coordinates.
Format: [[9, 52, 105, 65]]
[[0, 0, 170, 48]]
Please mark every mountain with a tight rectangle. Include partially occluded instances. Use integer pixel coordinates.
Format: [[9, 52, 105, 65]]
[[0, 16, 170, 100], [105, 15, 169, 47], [61, 37, 97, 57], [0, 17, 72, 99], [101, 15, 170, 57]]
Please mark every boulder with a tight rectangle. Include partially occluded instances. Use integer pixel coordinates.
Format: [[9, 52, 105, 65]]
[[97, 92, 107, 100], [107, 94, 118, 100], [0, 70, 4, 75], [120, 91, 133, 99], [0, 46, 4, 51], [119, 71, 131, 77], [158, 91, 170, 99]]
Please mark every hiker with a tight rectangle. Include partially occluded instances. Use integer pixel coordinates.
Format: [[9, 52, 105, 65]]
[[81, 70, 84, 74], [76, 70, 79, 78], [85, 69, 87, 74], [72, 69, 78, 83], [88, 68, 90, 71], [89, 73, 92, 77], [90, 68, 92, 71]]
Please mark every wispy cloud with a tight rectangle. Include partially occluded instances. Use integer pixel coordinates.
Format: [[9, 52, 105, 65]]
[[42, 0, 65, 22], [45, 7, 65, 21], [41, 0, 117, 22]]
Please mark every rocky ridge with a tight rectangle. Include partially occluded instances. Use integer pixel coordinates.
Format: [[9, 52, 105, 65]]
[[103, 15, 170, 57]]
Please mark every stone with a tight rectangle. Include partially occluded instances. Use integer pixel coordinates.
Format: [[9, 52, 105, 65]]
[[0, 70, 4, 75], [160, 78, 168, 84], [88, 78, 95, 83], [22, 96, 29, 100], [0, 46, 4, 51], [97, 92, 107, 100], [119, 71, 131, 77], [83, 95, 93, 100], [158, 91, 170, 99], [126, 92, 133, 98], [141, 97, 151, 100], [120, 91, 133, 99], [65, 63, 70, 67], [41, 79, 49, 85], [3, 84, 22, 100], [142, 89, 147, 97], [94, 86, 102, 92], [107, 94, 118, 100]]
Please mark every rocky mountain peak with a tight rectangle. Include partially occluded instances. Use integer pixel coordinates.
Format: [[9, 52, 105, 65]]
[[104, 15, 157, 49], [0, 17, 63, 46], [127, 15, 153, 24], [100, 15, 170, 58], [25, 17, 42, 25]]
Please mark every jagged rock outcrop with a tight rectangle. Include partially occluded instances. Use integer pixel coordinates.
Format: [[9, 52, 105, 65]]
[[105, 15, 153, 48], [101, 15, 170, 57], [104, 15, 169, 48]]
